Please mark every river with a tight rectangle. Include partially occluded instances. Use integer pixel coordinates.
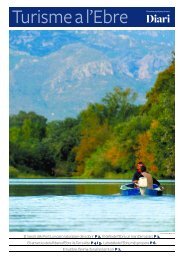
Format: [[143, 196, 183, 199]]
[[9, 179, 175, 232]]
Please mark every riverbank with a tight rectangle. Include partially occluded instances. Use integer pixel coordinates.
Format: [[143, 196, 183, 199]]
[[9, 166, 133, 179], [9, 166, 175, 180]]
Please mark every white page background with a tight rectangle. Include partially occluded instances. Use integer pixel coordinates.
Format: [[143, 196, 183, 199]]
[[0, 1, 182, 259]]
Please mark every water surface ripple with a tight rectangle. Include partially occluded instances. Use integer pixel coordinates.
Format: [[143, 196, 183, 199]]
[[9, 179, 175, 232]]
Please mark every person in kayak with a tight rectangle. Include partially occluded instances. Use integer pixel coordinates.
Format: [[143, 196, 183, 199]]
[[132, 162, 163, 189]]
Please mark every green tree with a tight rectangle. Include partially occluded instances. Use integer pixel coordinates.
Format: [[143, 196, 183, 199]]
[[102, 87, 138, 125], [142, 60, 175, 177], [44, 117, 80, 176]]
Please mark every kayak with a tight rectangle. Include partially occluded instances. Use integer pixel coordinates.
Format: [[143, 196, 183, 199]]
[[120, 183, 163, 196]]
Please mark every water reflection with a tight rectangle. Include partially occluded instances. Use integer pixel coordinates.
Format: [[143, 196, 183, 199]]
[[9, 180, 175, 196]]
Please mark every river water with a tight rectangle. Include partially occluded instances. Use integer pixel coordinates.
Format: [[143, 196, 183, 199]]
[[9, 179, 175, 232]]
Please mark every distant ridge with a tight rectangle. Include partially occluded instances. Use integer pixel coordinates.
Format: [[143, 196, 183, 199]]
[[10, 30, 174, 120]]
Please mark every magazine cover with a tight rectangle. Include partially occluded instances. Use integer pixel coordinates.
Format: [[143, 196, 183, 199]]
[[1, 0, 181, 258]]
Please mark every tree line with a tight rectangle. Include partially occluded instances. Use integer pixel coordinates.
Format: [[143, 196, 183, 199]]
[[10, 58, 175, 178]]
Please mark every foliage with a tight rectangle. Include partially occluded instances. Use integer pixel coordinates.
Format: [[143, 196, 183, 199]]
[[141, 60, 175, 176], [9, 58, 175, 179]]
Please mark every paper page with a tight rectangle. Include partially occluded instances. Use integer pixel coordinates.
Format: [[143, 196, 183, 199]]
[[0, 0, 182, 259]]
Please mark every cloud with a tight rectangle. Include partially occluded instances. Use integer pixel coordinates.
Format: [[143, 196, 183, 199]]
[[137, 55, 153, 80], [119, 34, 129, 40], [42, 41, 54, 47]]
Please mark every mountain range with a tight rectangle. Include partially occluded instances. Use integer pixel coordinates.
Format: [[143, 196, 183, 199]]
[[9, 30, 175, 120]]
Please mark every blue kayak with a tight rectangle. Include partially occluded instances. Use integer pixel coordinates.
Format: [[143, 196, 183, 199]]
[[120, 183, 163, 196]]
